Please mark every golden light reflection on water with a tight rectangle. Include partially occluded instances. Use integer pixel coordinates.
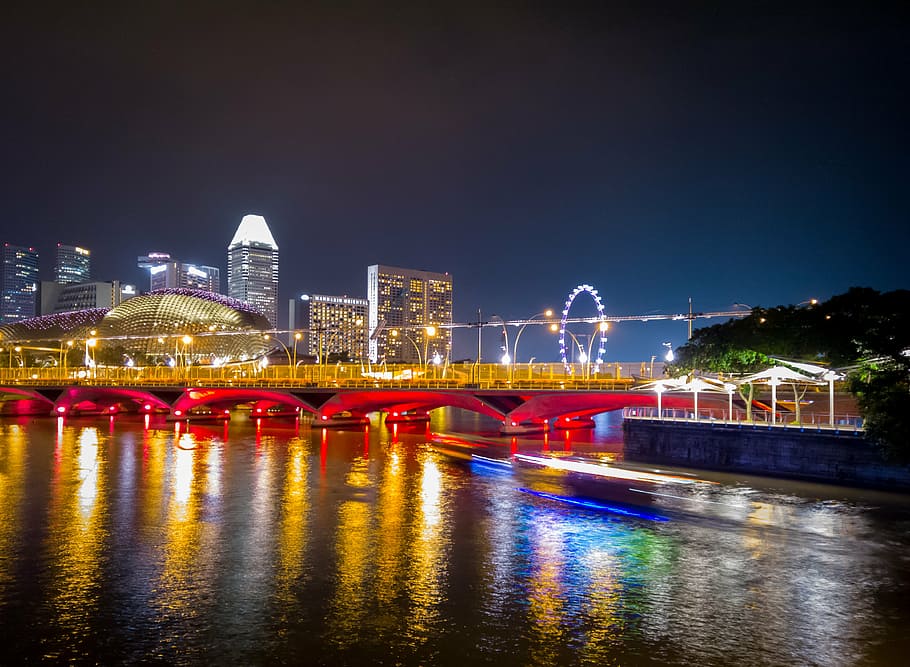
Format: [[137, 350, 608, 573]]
[[44, 425, 107, 658], [405, 456, 448, 644], [376, 444, 406, 612], [327, 456, 373, 647], [152, 428, 224, 642], [275, 437, 310, 613], [0, 423, 27, 591]]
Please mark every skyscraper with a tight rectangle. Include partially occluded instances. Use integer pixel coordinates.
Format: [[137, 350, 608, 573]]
[[289, 293, 368, 361], [55, 243, 91, 284], [367, 264, 453, 363], [227, 215, 279, 326], [1, 243, 39, 324], [137, 253, 221, 293]]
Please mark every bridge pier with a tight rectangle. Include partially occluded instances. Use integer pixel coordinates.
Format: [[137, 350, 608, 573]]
[[553, 416, 596, 430], [500, 420, 549, 435]]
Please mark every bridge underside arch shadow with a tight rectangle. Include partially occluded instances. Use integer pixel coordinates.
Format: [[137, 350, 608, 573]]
[[315, 390, 507, 423]]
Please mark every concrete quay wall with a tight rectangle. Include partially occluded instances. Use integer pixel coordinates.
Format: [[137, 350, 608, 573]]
[[623, 419, 910, 491]]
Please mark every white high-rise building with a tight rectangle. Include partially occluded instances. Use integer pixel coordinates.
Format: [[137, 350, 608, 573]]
[[227, 214, 279, 326]]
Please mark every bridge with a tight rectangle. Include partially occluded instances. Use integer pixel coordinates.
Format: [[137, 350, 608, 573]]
[[0, 362, 708, 433]]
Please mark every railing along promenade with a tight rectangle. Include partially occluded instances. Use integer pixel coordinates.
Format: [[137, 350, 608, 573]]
[[623, 406, 865, 433], [0, 362, 639, 391]]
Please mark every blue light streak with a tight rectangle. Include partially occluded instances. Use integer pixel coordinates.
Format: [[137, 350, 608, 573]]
[[518, 488, 668, 522]]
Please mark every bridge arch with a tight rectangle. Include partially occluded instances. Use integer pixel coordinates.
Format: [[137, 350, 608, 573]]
[[504, 391, 705, 425], [0, 386, 55, 415], [53, 386, 172, 415], [314, 390, 506, 423], [171, 388, 316, 417]]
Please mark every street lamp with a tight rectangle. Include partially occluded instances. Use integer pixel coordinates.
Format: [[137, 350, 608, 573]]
[[390, 329, 423, 367], [264, 333, 293, 378], [563, 330, 585, 377], [584, 321, 609, 379], [662, 342, 674, 362], [181, 335, 193, 379], [489, 315, 510, 372], [511, 309, 556, 374], [85, 338, 97, 377], [424, 325, 436, 371], [59, 340, 74, 376], [293, 332, 302, 376]]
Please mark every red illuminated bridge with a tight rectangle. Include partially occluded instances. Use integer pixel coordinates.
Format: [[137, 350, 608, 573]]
[[0, 363, 715, 433]]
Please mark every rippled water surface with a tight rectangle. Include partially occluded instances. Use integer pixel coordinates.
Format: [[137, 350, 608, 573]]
[[1, 410, 909, 665]]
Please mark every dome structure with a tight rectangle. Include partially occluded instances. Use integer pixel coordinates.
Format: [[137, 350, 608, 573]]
[[98, 289, 271, 364], [0, 289, 271, 366]]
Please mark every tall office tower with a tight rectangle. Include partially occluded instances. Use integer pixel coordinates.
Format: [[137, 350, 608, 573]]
[[289, 293, 369, 361], [1, 243, 39, 324], [137, 252, 221, 293], [227, 215, 279, 326], [55, 244, 91, 284], [367, 264, 453, 363]]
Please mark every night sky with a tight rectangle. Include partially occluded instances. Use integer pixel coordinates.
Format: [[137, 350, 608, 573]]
[[2, 1, 907, 362]]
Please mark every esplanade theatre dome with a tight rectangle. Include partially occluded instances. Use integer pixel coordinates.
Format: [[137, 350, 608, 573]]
[[0, 289, 271, 365], [99, 289, 271, 363]]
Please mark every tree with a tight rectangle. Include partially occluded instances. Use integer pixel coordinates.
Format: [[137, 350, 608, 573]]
[[670, 288, 910, 457]]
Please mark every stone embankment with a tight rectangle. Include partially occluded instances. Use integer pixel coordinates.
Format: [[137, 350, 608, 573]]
[[623, 419, 910, 491]]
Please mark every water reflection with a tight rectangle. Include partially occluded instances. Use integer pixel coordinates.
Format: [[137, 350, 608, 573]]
[[0, 410, 907, 665]]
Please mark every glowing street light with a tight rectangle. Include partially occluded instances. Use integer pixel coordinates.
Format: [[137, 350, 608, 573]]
[[662, 342, 674, 362], [584, 321, 609, 379], [511, 309, 554, 363], [390, 329, 422, 366]]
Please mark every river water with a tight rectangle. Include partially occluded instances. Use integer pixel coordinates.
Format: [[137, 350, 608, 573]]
[[1, 409, 908, 665]]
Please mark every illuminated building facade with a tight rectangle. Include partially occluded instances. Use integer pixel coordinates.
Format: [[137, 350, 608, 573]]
[[138, 252, 220, 293], [289, 294, 368, 361], [1, 243, 39, 324], [227, 215, 279, 326], [41, 281, 137, 314], [367, 264, 452, 363], [55, 244, 91, 284]]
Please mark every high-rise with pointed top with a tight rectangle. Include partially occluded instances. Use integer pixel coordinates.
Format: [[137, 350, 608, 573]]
[[227, 214, 279, 326]]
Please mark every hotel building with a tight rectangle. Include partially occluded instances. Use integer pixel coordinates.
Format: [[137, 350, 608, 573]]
[[367, 264, 453, 364]]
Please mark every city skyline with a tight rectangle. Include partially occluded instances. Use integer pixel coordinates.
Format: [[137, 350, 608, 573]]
[[1, 2, 906, 361]]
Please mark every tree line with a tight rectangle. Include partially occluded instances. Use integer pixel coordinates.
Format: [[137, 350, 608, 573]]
[[669, 287, 910, 460]]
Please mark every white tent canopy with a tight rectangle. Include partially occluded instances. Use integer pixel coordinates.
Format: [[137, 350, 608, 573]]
[[739, 365, 824, 424]]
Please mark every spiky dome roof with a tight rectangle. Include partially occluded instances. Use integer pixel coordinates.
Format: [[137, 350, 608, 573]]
[[0, 308, 109, 343]]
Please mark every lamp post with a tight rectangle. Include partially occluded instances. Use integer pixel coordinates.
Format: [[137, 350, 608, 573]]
[[85, 335, 97, 378], [662, 341, 674, 362], [563, 330, 585, 378], [489, 315, 511, 380], [390, 329, 422, 365], [181, 335, 193, 380], [59, 340, 74, 378], [264, 333, 293, 379], [511, 309, 556, 375], [423, 325, 436, 373], [584, 321, 609, 379], [293, 332, 302, 377]]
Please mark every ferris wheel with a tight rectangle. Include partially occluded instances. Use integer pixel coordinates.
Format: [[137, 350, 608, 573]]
[[559, 284, 608, 368]]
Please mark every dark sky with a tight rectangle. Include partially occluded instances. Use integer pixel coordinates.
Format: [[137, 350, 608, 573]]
[[2, 1, 907, 362]]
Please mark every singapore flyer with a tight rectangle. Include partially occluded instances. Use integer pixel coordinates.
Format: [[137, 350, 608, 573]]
[[559, 284, 608, 369]]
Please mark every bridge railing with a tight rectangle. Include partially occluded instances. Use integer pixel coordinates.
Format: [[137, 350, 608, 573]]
[[0, 362, 644, 390], [623, 406, 865, 432]]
